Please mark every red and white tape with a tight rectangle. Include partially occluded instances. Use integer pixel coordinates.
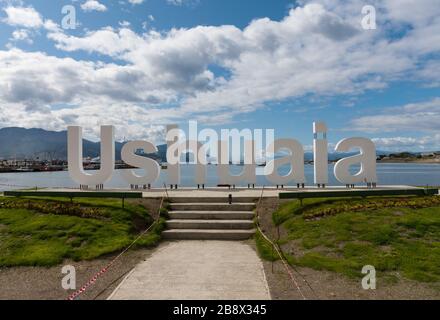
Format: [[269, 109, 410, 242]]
[[66, 197, 164, 300], [67, 266, 110, 300]]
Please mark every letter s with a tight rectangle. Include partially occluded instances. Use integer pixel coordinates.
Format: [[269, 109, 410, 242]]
[[120, 141, 160, 185]]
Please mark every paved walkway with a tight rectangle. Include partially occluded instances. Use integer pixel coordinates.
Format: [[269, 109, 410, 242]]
[[108, 241, 271, 300], [23, 185, 423, 199], [140, 185, 421, 198]]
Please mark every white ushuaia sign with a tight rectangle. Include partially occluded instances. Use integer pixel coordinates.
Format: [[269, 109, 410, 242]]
[[67, 122, 378, 188]]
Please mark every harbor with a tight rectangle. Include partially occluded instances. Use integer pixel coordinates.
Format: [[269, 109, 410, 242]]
[[1, 163, 440, 192]]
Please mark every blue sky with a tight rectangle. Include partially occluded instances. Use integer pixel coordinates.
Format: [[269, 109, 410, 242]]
[[0, 0, 440, 151]]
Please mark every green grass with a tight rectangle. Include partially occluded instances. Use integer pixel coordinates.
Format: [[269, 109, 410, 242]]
[[271, 196, 440, 283], [255, 230, 279, 262], [0, 196, 164, 267]]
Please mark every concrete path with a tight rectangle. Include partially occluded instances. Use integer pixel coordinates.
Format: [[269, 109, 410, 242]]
[[29, 185, 423, 200], [142, 186, 421, 199], [109, 241, 271, 300]]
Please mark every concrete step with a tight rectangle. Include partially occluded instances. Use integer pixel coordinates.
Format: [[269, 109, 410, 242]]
[[168, 197, 258, 204], [169, 211, 255, 220], [170, 203, 256, 211], [166, 219, 254, 230], [162, 229, 256, 240]]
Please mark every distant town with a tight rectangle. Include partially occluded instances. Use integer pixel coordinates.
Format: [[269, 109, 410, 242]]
[[1, 151, 439, 173], [377, 152, 440, 163], [1, 127, 440, 173]]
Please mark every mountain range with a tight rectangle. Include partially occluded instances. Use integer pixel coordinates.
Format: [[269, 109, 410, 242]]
[[0, 127, 167, 161], [0, 127, 393, 162]]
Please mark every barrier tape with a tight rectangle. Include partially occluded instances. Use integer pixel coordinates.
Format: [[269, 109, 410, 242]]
[[66, 195, 166, 300], [255, 187, 308, 300], [0, 183, 73, 189], [67, 217, 159, 300], [0, 183, 41, 188]]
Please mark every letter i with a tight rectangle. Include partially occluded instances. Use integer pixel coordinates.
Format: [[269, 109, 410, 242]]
[[313, 122, 328, 188]]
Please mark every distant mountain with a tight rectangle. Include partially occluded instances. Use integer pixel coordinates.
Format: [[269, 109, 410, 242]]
[[0, 127, 395, 162], [0, 127, 170, 162], [0, 127, 122, 160], [156, 144, 167, 162]]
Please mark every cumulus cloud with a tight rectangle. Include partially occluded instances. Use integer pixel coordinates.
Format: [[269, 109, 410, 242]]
[[351, 98, 440, 133], [45, 3, 377, 110], [128, 0, 145, 4], [384, 0, 440, 26], [10, 29, 32, 43], [2, 6, 43, 28], [119, 21, 131, 27], [81, 0, 107, 12], [372, 135, 440, 151]]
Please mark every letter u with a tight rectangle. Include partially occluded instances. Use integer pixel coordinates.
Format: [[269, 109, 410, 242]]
[[68, 126, 115, 186]]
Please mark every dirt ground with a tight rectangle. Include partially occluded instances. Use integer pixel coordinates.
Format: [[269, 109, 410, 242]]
[[255, 198, 440, 300], [261, 260, 440, 300], [0, 247, 157, 300]]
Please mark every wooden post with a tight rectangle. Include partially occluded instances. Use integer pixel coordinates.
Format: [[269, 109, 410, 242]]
[[271, 244, 275, 273]]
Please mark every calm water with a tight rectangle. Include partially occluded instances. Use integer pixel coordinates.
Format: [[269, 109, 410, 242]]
[[0, 163, 439, 191]]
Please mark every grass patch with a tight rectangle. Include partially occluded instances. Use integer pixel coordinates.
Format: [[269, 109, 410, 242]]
[[0, 196, 163, 267], [274, 196, 440, 283], [255, 229, 279, 262]]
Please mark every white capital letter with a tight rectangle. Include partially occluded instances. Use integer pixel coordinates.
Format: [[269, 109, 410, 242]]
[[68, 126, 115, 186], [166, 125, 183, 185], [313, 122, 328, 185]]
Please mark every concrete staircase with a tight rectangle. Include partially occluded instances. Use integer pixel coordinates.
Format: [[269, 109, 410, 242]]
[[162, 197, 257, 240]]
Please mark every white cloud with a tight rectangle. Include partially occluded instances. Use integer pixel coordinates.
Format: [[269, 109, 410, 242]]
[[384, 0, 440, 26], [46, 5, 370, 101], [166, 0, 200, 7], [372, 135, 440, 151], [0, 48, 181, 141], [81, 0, 107, 12], [48, 27, 140, 57], [167, 0, 188, 6], [46, 2, 440, 118], [10, 29, 32, 44], [2, 6, 43, 28], [128, 0, 145, 4], [119, 20, 131, 27], [43, 19, 60, 32], [351, 98, 440, 133]]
